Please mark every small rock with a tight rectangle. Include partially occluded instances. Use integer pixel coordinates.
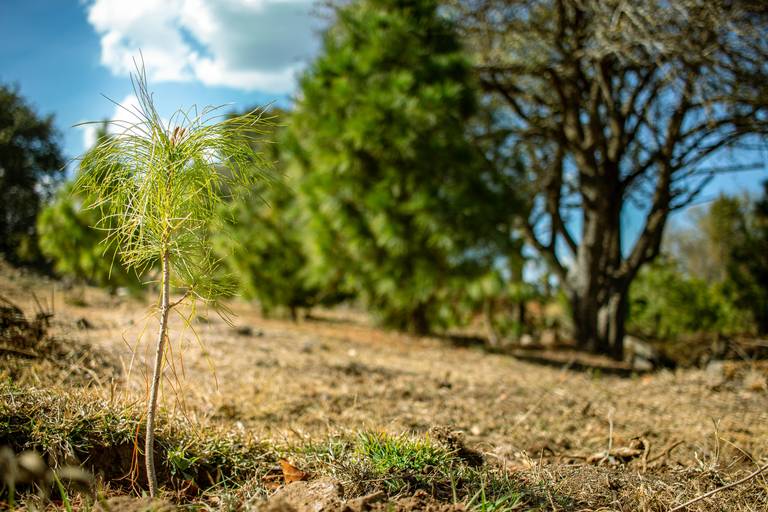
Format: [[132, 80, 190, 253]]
[[264, 479, 344, 512], [705, 360, 727, 388], [706, 360, 725, 377], [519, 334, 535, 347], [631, 356, 654, 372], [624, 335, 660, 369], [17, 451, 47, 483]]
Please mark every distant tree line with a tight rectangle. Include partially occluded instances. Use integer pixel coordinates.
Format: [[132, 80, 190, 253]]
[[4, 0, 767, 360]]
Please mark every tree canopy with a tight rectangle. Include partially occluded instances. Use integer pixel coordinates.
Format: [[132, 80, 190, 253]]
[[290, 0, 519, 333], [456, 0, 768, 357], [0, 84, 65, 264]]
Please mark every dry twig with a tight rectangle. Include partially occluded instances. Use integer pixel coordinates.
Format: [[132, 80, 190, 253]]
[[669, 462, 768, 512]]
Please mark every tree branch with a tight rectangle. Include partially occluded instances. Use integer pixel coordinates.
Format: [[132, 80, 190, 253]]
[[521, 219, 568, 284], [620, 75, 694, 281]]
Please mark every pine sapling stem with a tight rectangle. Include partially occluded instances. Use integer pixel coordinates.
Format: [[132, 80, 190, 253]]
[[146, 249, 170, 497]]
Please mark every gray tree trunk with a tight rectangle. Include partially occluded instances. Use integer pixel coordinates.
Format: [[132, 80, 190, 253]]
[[571, 287, 627, 359], [568, 185, 627, 360]]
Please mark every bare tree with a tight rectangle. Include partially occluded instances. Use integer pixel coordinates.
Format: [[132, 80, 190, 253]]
[[455, 0, 768, 358]]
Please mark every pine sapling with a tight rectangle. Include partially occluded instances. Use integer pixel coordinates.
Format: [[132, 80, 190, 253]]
[[76, 65, 268, 496]]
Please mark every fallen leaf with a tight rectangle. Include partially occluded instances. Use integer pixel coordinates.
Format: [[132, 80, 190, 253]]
[[279, 459, 309, 484]]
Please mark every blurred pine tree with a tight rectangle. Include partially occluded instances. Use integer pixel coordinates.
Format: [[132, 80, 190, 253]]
[[290, 0, 519, 333]]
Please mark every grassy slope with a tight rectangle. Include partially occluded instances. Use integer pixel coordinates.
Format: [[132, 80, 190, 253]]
[[1, 263, 767, 510]]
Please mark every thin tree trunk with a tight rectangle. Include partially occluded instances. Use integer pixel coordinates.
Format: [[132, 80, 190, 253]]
[[146, 250, 170, 496], [516, 300, 526, 332], [571, 292, 597, 351]]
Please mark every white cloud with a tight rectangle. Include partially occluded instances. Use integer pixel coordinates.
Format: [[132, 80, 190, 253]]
[[85, 0, 320, 92], [80, 94, 146, 150], [82, 124, 98, 150]]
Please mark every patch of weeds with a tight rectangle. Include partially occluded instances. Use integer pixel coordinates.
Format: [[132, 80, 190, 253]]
[[288, 436, 355, 479], [328, 432, 541, 510], [167, 445, 200, 480], [347, 431, 528, 508], [356, 431, 453, 495], [358, 432, 450, 475], [461, 473, 524, 511]]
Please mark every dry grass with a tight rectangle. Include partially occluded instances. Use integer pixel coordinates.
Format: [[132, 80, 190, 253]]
[[1, 262, 767, 510]]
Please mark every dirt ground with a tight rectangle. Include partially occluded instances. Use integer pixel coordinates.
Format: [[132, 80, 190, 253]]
[[2, 263, 767, 511]]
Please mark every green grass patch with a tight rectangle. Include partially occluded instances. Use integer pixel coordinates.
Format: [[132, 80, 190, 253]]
[[357, 432, 450, 474], [288, 431, 530, 510], [355, 431, 451, 494]]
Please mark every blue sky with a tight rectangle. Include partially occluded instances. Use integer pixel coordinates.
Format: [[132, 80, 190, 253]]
[[0, 0, 319, 166], [1, 0, 765, 243]]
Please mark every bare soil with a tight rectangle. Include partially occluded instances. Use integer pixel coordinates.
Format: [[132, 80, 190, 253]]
[[2, 263, 767, 511]]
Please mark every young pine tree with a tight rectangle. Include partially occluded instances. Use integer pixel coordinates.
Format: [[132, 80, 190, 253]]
[[76, 68, 268, 496]]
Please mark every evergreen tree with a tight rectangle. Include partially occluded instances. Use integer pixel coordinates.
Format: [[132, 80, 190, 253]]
[[75, 67, 267, 495], [0, 84, 65, 264], [291, 0, 514, 333]]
